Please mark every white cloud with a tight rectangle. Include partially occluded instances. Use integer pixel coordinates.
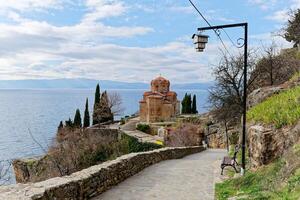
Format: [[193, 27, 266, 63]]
[[266, 0, 300, 23], [0, 0, 67, 12], [248, 0, 278, 10], [266, 9, 290, 22], [83, 0, 127, 23], [0, 1, 219, 83], [250, 32, 292, 49]]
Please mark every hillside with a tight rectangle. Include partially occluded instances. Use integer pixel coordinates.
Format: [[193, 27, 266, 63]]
[[216, 76, 300, 199], [0, 79, 214, 90], [216, 142, 300, 199]]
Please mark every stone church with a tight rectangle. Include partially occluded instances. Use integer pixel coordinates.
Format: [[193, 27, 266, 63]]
[[139, 76, 180, 123]]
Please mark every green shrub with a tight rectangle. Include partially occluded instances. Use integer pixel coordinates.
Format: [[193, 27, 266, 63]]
[[122, 134, 162, 152], [290, 71, 300, 82], [120, 117, 125, 125], [247, 86, 300, 128], [229, 132, 239, 145], [136, 123, 151, 134]]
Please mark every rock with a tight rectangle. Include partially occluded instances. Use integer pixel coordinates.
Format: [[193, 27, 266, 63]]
[[248, 121, 300, 167], [247, 86, 285, 109]]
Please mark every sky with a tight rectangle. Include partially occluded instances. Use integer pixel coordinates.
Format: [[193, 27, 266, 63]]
[[0, 0, 298, 83]]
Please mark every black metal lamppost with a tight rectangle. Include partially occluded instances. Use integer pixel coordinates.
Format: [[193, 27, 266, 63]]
[[193, 23, 248, 175]]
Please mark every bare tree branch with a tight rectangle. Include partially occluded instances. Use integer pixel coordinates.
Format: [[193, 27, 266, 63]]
[[0, 160, 12, 185], [108, 92, 125, 116]]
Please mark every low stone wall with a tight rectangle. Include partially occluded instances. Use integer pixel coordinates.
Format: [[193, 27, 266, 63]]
[[1, 146, 204, 200], [13, 128, 120, 183]]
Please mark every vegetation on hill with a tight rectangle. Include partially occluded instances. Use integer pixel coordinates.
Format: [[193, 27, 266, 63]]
[[216, 143, 300, 200], [49, 127, 162, 177], [247, 86, 300, 128], [284, 9, 300, 48]]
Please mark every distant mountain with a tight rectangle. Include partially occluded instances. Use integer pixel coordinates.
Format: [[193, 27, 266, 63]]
[[0, 79, 214, 90]]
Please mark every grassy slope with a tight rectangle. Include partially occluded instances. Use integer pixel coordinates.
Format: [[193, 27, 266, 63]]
[[216, 144, 300, 200], [247, 86, 300, 128], [217, 82, 300, 199]]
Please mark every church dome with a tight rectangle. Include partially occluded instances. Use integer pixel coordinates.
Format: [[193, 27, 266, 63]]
[[151, 76, 170, 93]]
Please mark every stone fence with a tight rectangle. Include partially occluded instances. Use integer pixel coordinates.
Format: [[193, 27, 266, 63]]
[[1, 146, 205, 200]]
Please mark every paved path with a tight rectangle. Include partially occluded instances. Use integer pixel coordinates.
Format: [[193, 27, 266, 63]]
[[110, 117, 164, 144], [94, 149, 226, 200]]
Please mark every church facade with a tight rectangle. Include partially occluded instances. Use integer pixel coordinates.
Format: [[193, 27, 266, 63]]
[[139, 76, 180, 123]]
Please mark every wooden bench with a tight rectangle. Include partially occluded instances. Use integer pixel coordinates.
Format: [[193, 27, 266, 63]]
[[221, 145, 239, 175]]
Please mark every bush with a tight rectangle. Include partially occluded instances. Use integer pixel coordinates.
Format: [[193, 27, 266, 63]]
[[47, 128, 162, 178], [120, 117, 125, 125], [122, 134, 162, 152], [136, 123, 151, 134], [228, 132, 239, 145]]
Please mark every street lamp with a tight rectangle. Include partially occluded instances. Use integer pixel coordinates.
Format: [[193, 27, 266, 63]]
[[192, 34, 209, 52], [194, 23, 248, 176]]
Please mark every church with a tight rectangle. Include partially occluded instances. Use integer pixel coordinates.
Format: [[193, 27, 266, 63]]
[[139, 76, 180, 123]]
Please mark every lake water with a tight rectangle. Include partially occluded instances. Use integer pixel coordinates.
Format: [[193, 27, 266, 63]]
[[0, 89, 209, 183]]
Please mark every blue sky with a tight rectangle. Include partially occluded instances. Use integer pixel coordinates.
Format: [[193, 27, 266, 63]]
[[0, 0, 298, 83]]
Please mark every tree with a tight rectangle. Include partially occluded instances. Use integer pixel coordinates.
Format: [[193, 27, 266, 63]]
[[209, 52, 257, 125], [93, 84, 101, 125], [284, 9, 300, 48], [108, 92, 124, 117], [0, 160, 12, 185], [73, 109, 82, 128], [186, 94, 192, 114], [192, 94, 198, 114], [83, 98, 90, 128], [65, 118, 73, 128], [58, 121, 64, 129], [181, 93, 188, 114], [93, 91, 113, 125], [249, 42, 300, 92]]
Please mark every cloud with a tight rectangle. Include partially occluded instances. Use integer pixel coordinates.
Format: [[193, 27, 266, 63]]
[[0, 38, 220, 83], [248, 0, 278, 10], [83, 0, 127, 23], [266, 9, 290, 22], [0, 0, 68, 12], [266, 0, 300, 23], [250, 32, 292, 50]]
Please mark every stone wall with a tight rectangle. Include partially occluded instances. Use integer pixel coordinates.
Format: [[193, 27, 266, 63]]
[[1, 146, 205, 200], [248, 121, 300, 167], [13, 128, 120, 183]]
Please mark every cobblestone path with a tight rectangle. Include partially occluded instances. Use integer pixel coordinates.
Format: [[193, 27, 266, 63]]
[[94, 149, 226, 200]]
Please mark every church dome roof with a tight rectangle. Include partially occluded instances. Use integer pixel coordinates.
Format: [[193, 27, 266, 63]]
[[151, 76, 170, 86]]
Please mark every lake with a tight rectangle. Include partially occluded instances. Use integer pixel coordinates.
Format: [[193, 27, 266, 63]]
[[0, 89, 209, 183]]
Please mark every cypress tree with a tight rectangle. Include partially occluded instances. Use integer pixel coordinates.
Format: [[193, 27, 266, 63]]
[[58, 121, 64, 129], [74, 109, 82, 128], [181, 93, 187, 114], [186, 94, 192, 114], [192, 94, 198, 114], [83, 98, 90, 128], [93, 84, 101, 125], [94, 84, 100, 107]]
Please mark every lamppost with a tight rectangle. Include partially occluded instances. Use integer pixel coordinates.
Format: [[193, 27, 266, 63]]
[[193, 23, 248, 175]]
